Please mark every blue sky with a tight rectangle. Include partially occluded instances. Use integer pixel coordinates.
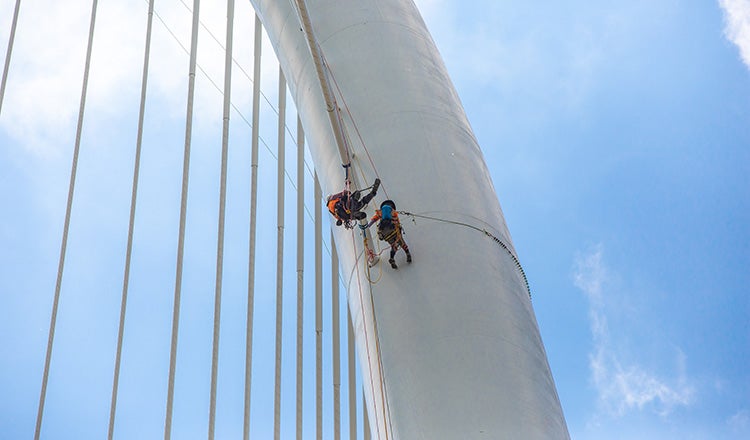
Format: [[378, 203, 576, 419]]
[[1, 0, 749, 439]]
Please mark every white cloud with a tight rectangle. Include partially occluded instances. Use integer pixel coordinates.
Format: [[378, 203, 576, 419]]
[[574, 245, 695, 418], [0, 0, 280, 158], [719, 0, 750, 71]]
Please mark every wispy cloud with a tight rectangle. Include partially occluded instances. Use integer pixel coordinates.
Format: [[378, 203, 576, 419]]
[[728, 409, 750, 434], [719, 0, 750, 71], [574, 245, 695, 418]]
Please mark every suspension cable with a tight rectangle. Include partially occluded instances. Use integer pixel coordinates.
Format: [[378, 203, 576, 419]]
[[207, 0, 234, 438], [273, 66, 286, 440], [0, 0, 21, 115], [315, 174, 323, 440], [34, 1, 98, 438], [149, 0, 305, 168], [171, 0, 299, 143], [347, 309, 357, 440], [331, 230, 341, 440], [164, 0, 200, 438], [107, 1, 155, 438], [295, 116, 305, 440], [243, 13, 262, 440]]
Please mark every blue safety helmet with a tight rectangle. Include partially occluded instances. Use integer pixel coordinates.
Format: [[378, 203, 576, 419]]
[[381, 204, 393, 220]]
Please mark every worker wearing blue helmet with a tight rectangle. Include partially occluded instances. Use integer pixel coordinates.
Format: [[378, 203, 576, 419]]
[[361, 200, 412, 269]]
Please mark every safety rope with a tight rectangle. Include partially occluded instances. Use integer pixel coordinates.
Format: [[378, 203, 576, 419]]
[[363, 393, 372, 440], [107, 1, 154, 439], [400, 211, 533, 300], [290, 0, 353, 175], [35, 2, 98, 439], [345, 234, 381, 437], [324, 58, 390, 201], [364, 239, 384, 284], [365, 270, 396, 438], [0, 0, 21, 115], [349, 229, 393, 440]]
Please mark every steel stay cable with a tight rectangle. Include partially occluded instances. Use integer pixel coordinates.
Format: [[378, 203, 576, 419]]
[[295, 116, 304, 440], [273, 66, 285, 440], [0, 0, 21, 115], [168, 0, 310, 158], [331, 230, 341, 440], [35, 1, 99, 439], [207, 0, 235, 438], [153, 0, 329, 251], [164, 0, 201, 438], [243, 14, 262, 440], [108, 0, 155, 438], [148, 0, 319, 189]]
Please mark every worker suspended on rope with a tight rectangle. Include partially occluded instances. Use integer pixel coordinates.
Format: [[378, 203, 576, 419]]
[[361, 200, 412, 269], [326, 178, 381, 229]]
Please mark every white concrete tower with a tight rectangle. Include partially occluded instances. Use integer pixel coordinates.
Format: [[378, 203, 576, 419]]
[[249, 0, 569, 438]]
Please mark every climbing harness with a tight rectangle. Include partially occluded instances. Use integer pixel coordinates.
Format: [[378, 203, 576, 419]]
[[327, 181, 379, 230]]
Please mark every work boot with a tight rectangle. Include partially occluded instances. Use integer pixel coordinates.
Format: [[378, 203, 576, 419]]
[[389, 258, 398, 269], [373, 178, 381, 193], [406, 253, 412, 263]]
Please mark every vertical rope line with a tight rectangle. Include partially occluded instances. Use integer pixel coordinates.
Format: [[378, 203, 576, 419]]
[[295, 116, 305, 440], [367, 284, 393, 438], [34, 1, 98, 438], [314, 173, 323, 440], [273, 67, 286, 440], [0, 0, 21, 114], [331, 230, 341, 440], [164, 1, 200, 438], [290, 0, 350, 167], [347, 310, 357, 440], [348, 233, 383, 438], [108, 1, 155, 438], [243, 14, 261, 440], [363, 393, 371, 440], [208, 0, 234, 438]]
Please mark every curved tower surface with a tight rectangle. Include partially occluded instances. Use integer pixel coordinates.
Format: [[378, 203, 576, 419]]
[[250, 0, 569, 438]]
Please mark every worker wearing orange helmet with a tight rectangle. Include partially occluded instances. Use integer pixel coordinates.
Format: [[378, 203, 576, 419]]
[[326, 178, 380, 229]]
